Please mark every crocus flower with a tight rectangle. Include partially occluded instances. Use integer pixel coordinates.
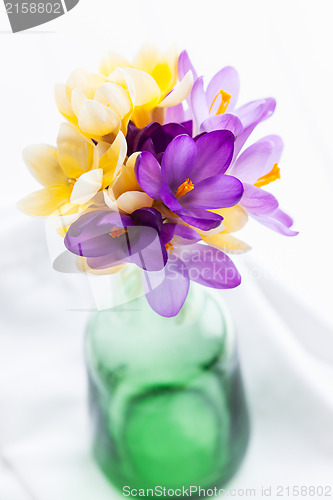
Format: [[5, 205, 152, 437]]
[[64, 207, 168, 272], [176, 51, 276, 158], [18, 123, 126, 216], [135, 131, 244, 231], [55, 48, 194, 142], [99, 46, 193, 128], [201, 135, 297, 252]]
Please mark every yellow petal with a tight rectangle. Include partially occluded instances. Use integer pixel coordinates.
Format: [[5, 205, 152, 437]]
[[212, 205, 248, 233], [133, 45, 160, 74], [17, 185, 72, 217], [158, 70, 194, 108], [54, 83, 76, 121], [78, 101, 120, 137], [121, 68, 161, 107], [23, 145, 68, 187], [116, 191, 153, 213], [99, 51, 131, 77], [70, 169, 103, 205], [71, 89, 87, 118], [100, 131, 127, 188], [103, 189, 118, 211], [112, 153, 140, 198], [57, 123, 99, 179], [67, 68, 107, 99], [94, 82, 132, 118], [203, 233, 251, 253]]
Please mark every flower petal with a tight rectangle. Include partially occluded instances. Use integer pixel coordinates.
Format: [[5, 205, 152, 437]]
[[23, 145, 68, 187], [177, 209, 223, 231], [135, 152, 163, 199], [158, 70, 194, 108], [161, 135, 197, 190], [99, 51, 131, 76], [200, 114, 243, 137], [116, 191, 153, 213], [181, 174, 243, 209], [252, 208, 298, 236], [160, 182, 184, 211], [71, 89, 87, 118], [241, 183, 279, 215], [54, 83, 76, 120], [70, 169, 103, 205], [230, 139, 274, 183], [190, 130, 235, 183], [17, 185, 72, 217], [234, 97, 276, 157], [94, 82, 132, 121], [179, 244, 241, 288], [100, 131, 127, 188], [143, 257, 190, 317], [212, 205, 248, 233], [206, 66, 240, 112], [190, 77, 209, 130], [78, 100, 121, 137], [121, 67, 161, 106], [178, 50, 198, 81], [57, 123, 99, 179], [202, 232, 251, 253]]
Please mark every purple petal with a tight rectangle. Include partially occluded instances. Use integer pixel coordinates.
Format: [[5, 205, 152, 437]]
[[206, 66, 240, 112], [252, 208, 298, 236], [178, 50, 198, 81], [129, 232, 168, 271], [150, 122, 190, 154], [130, 121, 161, 154], [135, 152, 163, 199], [234, 98, 276, 157], [181, 174, 244, 209], [143, 256, 190, 317], [160, 223, 176, 245], [179, 244, 241, 288], [174, 224, 201, 241], [161, 135, 197, 190], [230, 139, 274, 183], [160, 182, 184, 212], [190, 77, 209, 128], [241, 184, 279, 215], [190, 130, 235, 183], [200, 114, 244, 137], [181, 120, 193, 136], [165, 103, 186, 124], [131, 207, 163, 234], [176, 209, 223, 231]]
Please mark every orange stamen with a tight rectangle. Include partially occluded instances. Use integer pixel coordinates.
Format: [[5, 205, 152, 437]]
[[209, 90, 232, 116], [165, 242, 174, 253], [254, 163, 281, 188], [109, 227, 127, 238], [176, 178, 194, 198]]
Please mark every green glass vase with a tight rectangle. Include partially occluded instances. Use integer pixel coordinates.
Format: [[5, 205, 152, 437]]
[[85, 281, 249, 495]]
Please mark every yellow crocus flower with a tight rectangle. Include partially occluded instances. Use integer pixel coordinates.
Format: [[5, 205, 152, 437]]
[[18, 123, 126, 217]]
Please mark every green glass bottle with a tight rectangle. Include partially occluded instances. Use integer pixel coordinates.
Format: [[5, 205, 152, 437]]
[[86, 280, 249, 495]]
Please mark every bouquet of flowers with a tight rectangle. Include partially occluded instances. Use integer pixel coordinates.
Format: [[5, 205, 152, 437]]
[[19, 47, 297, 317]]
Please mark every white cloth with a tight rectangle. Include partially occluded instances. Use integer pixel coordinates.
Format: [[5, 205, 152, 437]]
[[1, 214, 333, 500]]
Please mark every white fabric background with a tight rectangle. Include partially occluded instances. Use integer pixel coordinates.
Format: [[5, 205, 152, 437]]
[[1, 0, 333, 498]]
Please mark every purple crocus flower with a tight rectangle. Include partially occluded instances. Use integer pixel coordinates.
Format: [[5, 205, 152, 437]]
[[228, 135, 298, 236], [143, 226, 241, 317], [174, 51, 276, 158], [135, 131, 244, 231], [64, 207, 169, 272]]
